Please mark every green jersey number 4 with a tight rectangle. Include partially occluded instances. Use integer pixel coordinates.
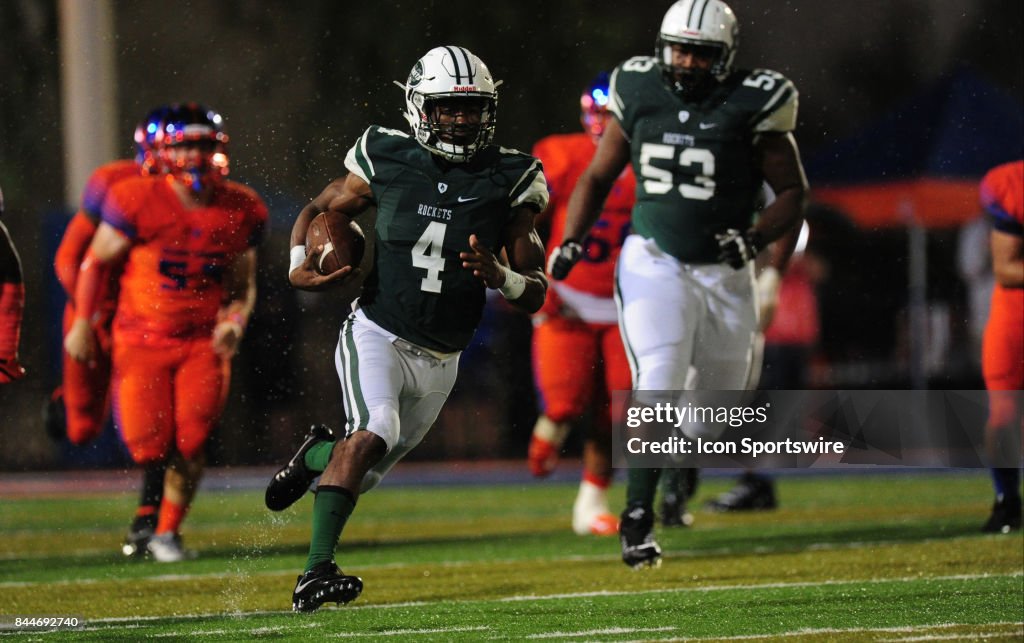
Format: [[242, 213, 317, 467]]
[[639, 143, 715, 201], [412, 221, 447, 293]]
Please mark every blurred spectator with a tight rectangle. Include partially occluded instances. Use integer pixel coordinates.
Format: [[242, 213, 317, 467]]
[[956, 215, 994, 372], [707, 222, 824, 512]]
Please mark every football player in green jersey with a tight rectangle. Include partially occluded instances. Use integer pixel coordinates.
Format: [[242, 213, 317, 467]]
[[551, 0, 809, 569], [267, 45, 549, 612]]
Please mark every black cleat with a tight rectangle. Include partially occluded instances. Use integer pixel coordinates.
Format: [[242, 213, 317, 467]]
[[265, 424, 335, 511], [122, 514, 157, 558], [706, 473, 777, 512], [619, 505, 662, 569], [292, 561, 363, 612], [661, 493, 693, 528], [981, 496, 1022, 534]]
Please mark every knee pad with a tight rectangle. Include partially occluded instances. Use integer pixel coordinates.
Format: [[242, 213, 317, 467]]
[[359, 470, 382, 494], [364, 405, 401, 452]]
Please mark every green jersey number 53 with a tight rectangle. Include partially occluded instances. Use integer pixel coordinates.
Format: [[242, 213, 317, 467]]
[[639, 143, 716, 201]]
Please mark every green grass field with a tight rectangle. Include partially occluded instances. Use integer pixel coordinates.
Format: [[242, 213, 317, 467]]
[[1, 470, 1021, 641]]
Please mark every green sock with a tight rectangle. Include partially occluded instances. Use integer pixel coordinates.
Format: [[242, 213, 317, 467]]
[[626, 468, 661, 509], [304, 486, 356, 572], [303, 440, 335, 473]]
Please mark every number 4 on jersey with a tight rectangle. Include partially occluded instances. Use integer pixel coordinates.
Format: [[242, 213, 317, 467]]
[[412, 221, 447, 293]]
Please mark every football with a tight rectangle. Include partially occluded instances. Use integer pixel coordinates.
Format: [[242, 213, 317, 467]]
[[305, 211, 366, 275]]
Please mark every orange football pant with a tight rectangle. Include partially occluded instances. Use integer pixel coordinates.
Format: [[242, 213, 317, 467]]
[[61, 302, 115, 445], [532, 316, 631, 434], [982, 287, 1024, 429], [112, 336, 229, 464]]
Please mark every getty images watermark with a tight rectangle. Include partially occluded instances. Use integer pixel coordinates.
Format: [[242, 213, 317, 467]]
[[612, 390, 1023, 469]]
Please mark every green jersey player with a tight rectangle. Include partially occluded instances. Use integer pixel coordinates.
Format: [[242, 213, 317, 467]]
[[551, 0, 808, 569], [269, 45, 548, 612]]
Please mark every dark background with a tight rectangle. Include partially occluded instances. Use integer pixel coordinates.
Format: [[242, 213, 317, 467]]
[[0, 0, 1021, 469]]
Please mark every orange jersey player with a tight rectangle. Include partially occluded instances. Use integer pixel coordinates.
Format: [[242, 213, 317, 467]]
[[65, 103, 267, 562], [979, 159, 1023, 534], [0, 182, 26, 383], [529, 73, 635, 536], [53, 160, 135, 444], [50, 108, 169, 558], [53, 106, 168, 444]]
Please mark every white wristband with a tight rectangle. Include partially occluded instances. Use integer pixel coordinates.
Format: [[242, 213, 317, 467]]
[[756, 266, 781, 301], [289, 245, 306, 274], [497, 265, 526, 300]]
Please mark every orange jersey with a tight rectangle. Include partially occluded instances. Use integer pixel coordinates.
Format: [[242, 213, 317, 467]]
[[102, 176, 267, 345], [980, 161, 1023, 391], [980, 160, 1024, 234], [533, 133, 635, 301], [55, 159, 140, 296], [82, 159, 140, 220]]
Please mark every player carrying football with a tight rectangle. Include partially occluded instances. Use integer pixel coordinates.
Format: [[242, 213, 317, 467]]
[[550, 0, 808, 568], [266, 45, 548, 612], [65, 103, 267, 562]]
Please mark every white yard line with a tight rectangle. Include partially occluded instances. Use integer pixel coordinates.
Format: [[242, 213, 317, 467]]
[[669, 622, 1024, 641], [8, 618, 1019, 641], [2, 572, 1017, 627], [331, 625, 490, 638], [525, 626, 676, 639]]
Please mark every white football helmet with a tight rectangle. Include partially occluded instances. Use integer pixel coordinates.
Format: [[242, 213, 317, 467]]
[[398, 46, 500, 162], [657, 0, 739, 80]]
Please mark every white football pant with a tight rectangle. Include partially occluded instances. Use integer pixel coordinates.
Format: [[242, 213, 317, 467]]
[[335, 308, 460, 493], [615, 234, 757, 392]]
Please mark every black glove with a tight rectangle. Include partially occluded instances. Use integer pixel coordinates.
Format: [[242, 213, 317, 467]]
[[715, 228, 763, 269], [546, 239, 583, 281]]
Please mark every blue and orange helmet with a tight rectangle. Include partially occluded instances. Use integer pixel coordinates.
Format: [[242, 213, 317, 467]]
[[158, 102, 230, 191], [133, 105, 170, 174]]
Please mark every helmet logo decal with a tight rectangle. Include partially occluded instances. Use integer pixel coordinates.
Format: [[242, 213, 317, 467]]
[[689, 0, 710, 29], [402, 46, 497, 163], [437, 182, 448, 193], [409, 61, 424, 87], [444, 46, 475, 84], [678, 110, 690, 123]]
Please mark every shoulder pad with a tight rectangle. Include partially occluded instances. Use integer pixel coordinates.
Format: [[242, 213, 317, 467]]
[[732, 69, 799, 133], [609, 57, 662, 128], [508, 155, 548, 212], [344, 125, 412, 182]]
